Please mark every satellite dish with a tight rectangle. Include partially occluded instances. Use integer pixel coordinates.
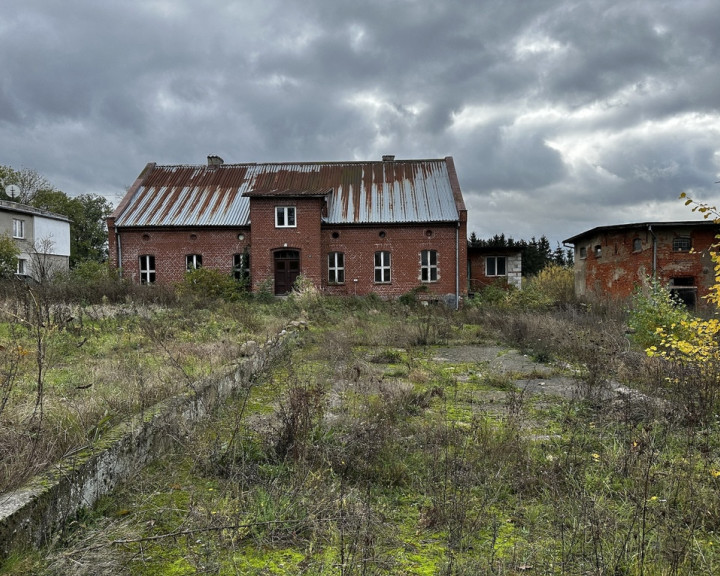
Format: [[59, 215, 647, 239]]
[[6, 184, 20, 199]]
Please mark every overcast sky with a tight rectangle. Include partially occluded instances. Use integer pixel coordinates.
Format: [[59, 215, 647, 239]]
[[1, 0, 719, 246]]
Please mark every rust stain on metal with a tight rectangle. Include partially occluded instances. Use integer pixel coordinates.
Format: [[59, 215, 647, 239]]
[[115, 159, 460, 227]]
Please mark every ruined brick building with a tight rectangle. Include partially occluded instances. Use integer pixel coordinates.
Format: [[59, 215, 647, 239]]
[[563, 221, 720, 308], [108, 155, 468, 304]]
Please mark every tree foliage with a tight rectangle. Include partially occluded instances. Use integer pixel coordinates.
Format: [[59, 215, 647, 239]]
[[0, 165, 55, 203], [0, 232, 19, 278], [31, 189, 112, 266], [645, 194, 720, 416]]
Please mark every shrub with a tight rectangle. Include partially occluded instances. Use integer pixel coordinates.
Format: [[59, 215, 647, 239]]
[[176, 268, 245, 302], [525, 263, 575, 308], [627, 277, 693, 350], [471, 279, 513, 307], [0, 232, 19, 278]]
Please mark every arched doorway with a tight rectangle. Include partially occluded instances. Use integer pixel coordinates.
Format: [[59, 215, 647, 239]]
[[274, 249, 300, 295]]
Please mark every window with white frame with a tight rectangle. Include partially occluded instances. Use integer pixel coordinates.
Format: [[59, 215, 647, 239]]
[[673, 237, 691, 252], [374, 251, 391, 283], [186, 254, 202, 271], [139, 255, 156, 284], [16, 259, 27, 276], [233, 253, 250, 282], [328, 252, 345, 284], [275, 206, 296, 228], [421, 250, 438, 282], [485, 256, 506, 277], [12, 219, 25, 239]]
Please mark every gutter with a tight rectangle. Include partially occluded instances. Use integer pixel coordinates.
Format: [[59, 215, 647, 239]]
[[115, 227, 122, 279], [455, 223, 460, 310], [648, 225, 657, 278]]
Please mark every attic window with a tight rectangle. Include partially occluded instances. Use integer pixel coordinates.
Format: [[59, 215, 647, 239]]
[[579, 247, 587, 259], [594, 245, 602, 258], [379, 231, 386, 239], [331, 232, 340, 239], [633, 238, 642, 252], [275, 206, 296, 228], [425, 229, 433, 238]]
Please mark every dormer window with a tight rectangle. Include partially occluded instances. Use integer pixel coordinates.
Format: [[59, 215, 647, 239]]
[[275, 206, 296, 228]]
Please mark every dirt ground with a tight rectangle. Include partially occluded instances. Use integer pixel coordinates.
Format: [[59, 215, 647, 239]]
[[431, 345, 581, 398]]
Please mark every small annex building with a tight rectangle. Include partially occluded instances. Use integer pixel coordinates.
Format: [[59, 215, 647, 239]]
[[0, 200, 71, 281], [467, 246, 522, 292], [108, 155, 468, 304], [563, 221, 720, 308]]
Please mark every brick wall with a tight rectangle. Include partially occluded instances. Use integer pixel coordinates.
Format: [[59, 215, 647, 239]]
[[573, 226, 717, 305], [108, 200, 468, 300], [468, 250, 522, 291], [321, 223, 466, 299], [108, 220, 250, 284], [248, 197, 324, 291]]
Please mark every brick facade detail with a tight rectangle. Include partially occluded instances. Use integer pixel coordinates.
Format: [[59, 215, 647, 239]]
[[108, 157, 468, 301], [566, 222, 720, 307]]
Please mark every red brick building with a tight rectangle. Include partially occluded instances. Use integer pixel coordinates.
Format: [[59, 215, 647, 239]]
[[563, 221, 720, 307], [108, 155, 468, 304], [467, 246, 523, 293]]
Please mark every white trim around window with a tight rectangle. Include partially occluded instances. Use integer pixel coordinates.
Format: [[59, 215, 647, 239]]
[[12, 218, 25, 239], [186, 254, 203, 271], [328, 252, 345, 284], [420, 249, 438, 282], [374, 251, 391, 283], [275, 206, 296, 228], [485, 256, 507, 277], [139, 254, 156, 284]]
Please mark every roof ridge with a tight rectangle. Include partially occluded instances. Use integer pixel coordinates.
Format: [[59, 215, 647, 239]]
[[152, 158, 449, 169]]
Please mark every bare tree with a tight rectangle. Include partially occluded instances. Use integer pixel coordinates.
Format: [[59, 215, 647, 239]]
[[1, 166, 55, 204], [30, 237, 58, 283]]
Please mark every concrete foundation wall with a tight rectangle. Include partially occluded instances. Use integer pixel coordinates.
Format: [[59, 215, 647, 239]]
[[0, 328, 297, 560]]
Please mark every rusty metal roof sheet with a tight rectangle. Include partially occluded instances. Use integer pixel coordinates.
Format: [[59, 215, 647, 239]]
[[113, 159, 461, 227]]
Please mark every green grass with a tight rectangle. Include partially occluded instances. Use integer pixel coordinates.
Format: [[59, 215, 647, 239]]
[[6, 297, 720, 574]]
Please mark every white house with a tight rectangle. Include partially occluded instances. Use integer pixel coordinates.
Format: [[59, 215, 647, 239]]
[[0, 200, 71, 280]]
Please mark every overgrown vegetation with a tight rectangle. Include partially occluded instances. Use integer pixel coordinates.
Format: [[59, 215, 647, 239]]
[[4, 265, 720, 574]]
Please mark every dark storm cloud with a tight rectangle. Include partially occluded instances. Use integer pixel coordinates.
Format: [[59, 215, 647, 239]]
[[1, 0, 719, 244]]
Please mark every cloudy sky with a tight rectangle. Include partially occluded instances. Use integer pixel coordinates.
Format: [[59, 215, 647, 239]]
[[1, 0, 719, 246]]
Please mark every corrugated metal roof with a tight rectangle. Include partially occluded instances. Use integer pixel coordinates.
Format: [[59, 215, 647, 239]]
[[113, 159, 461, 227]]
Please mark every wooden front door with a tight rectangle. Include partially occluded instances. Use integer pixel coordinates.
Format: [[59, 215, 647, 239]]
[[274, 250, 300, 295]]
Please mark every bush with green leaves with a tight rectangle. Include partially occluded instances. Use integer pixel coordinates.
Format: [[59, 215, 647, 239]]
[[525, 263, 575, 307], [176, 267, 247, 301], [0, 232, 19, 278], [627, 277, 693, 350]]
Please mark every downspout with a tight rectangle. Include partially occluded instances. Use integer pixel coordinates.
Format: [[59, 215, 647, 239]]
[[455, 223, 460, 310], [115, 227, 123, 279], [648, 225, 657, 279]]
